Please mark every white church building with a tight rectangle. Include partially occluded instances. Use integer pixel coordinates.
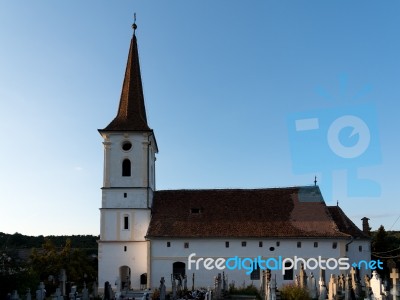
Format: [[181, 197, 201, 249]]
[[97, 24, 371, 294]]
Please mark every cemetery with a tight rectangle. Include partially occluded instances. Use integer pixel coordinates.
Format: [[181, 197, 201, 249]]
[[2, 255, 400, 300]]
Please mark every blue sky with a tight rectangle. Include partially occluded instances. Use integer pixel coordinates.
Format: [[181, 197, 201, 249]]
[[0, 1, 399, 236]]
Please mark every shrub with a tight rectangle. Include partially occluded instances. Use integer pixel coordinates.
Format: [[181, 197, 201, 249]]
[[280, 284, 310, 300]]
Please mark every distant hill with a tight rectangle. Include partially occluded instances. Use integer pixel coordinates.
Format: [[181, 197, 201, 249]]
[[0, 232, 98, 250]]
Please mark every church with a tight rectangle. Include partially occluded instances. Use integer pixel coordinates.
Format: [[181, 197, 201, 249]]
[[97, 23, 371, 294]]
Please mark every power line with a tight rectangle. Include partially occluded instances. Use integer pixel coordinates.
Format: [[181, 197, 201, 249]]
[[389, 214, 400, 230]]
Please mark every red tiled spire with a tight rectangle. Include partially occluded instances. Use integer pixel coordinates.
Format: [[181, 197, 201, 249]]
[[100, 28, 151, 132]]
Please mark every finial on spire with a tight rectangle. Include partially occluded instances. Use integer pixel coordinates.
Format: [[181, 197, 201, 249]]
[[337, 200, 339, 206], [314, 176, 317, 186], [132, 13, 137, 35]]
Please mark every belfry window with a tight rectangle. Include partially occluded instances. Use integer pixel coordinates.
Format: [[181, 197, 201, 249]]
[[122, 159, 131, 177], [124, 216, 129, 230]]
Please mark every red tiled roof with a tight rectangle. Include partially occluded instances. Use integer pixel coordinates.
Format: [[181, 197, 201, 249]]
[[100, 34, 151, 132], [147, 186, 366, 239], [327, 206, 370, 239]]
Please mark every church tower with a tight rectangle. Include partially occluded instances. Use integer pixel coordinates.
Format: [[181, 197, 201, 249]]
[[98, 22, 158, 293]]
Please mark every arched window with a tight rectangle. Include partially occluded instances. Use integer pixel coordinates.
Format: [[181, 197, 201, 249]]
[[122, 159, 131, 177]]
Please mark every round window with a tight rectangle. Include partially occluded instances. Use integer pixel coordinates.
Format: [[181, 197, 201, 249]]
[[122, 141, 132, 151]]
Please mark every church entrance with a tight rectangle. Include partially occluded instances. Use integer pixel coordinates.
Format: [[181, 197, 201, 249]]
[[172, 262, 186, 280], [119, 266, 131, 290]]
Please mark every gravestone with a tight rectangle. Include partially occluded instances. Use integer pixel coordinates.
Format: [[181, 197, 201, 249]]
[[25, 288, 31, 300], [183, 274, 188, 291], [171, 274, 176, 300], [370, 270, 387, 300], [299, 264, 307, 289], [364, 275, 372, 300], [214, 273, 222, 299], [390, 268, 400, 300], [82, 283, 89, 300], [344, 274, 351, 300], [308, 273, 317, 299], [69, 286, 77, 300], [36, 282, 46, 300], [159, 277, 166, 300], [92, 282, 98, 298], [10, 290, 19, 300], [59, 269, 67, 296], [318, 276, 327, 300], [54, 287, 63, 300], [104, 281, 112, 300], [328, 274, 337, 300], [350, 267, 361, 299]]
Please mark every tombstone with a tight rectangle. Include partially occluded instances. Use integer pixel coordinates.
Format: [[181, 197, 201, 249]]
[[308, 273, 318, 299], [318, 276, 327, 300], [171, 274, 177, 300], [36, 282, 46, 300], [344, 274, 351, 300], [183, 274, 188, 291], [25, 288, 31, 300], [389, 268, 400, 300], [266, 269, 272, 300], [53, 288, 63, 300], [59, 269, 67, 296], [261, 270, 266, 300], [10, 290, 19, 300], [104, 281, 111, 300], [159, 277, 166, 300], [82, 283, 89, 300], [115, 277, 121, 292], [214, 275, 221, 299], [364, 275, 372, 300], [328, 274, 337, 300], [222, 272, 226, 292], [69, 286, 77, 300], [299, 264, 307, 289], [370, 271, 387, 300], [270, 278, 277, 300], [350, 267, 361, 299], [177, 275, 182, 295], [92, 282, 98, 298]]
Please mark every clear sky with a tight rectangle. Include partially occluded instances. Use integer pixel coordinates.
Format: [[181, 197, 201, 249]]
[[1, 1, 399, 236]]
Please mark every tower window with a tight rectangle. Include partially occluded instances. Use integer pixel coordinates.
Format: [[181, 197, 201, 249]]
[[332, 242, 337, 249], [184, 242, 189, 249], [122, 141, 132, 151], [124, 216, 129, 230], [167, 242, 171, 247], [124, 246, 127, 252], [259, 241, 263, 247], [242, 241, 247, 247], [297, 242, 301, 248], [276, 241, 280, 247], [359, 245, 362, 252], [314, 242, 318, 248], [124, 193, 127, 198], [225, 241, 229, 248], [122, 159, 131, 177]]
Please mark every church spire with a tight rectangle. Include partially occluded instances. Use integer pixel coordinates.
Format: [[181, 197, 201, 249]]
[[101, 19, 151, 132]]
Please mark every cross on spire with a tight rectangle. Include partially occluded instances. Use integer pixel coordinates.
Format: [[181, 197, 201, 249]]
[[132, 13, 137, 35]]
